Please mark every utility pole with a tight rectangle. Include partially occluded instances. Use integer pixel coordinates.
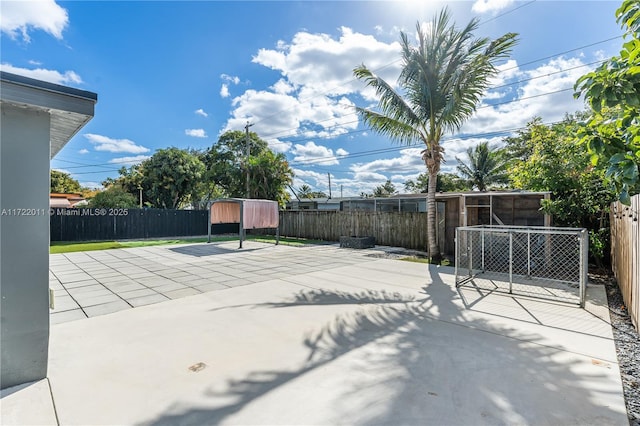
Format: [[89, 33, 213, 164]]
[[245, 121, 254, 198], [328, 173, 332, 199]]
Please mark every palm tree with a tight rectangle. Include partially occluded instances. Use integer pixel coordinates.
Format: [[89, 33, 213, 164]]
[[456, 142, 509, 191], [353, 9, 517, 261], [298, 184, 313, 199]]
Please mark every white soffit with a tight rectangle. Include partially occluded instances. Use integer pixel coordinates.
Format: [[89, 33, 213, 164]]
[[0, 72, 97, 158]]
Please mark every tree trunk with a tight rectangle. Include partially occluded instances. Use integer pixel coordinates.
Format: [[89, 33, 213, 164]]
[[426, 167, 441, 263]]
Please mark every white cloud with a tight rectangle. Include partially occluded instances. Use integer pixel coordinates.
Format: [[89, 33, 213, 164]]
[[266, 138, 292, 153], [108, 155, 151, 166], [224, 26, 400, 141], [79, 181, 103, 190], [292, 168, 331, 191], [0, 0, 68, 41], [195, 108, 208, 117], [351, 171, 389, 183], [272, 79, 294, 95], [253, 26, 400, 98], [350, 148, 424, 174], [291, 141, 345, 166], [472, 0, 514, 14], [440, 136, 504, 173], [185, 128, 207, 138], [460, 56, 591, 137], [84, 134, 150, 154], [219, 74, 242, 98], [220, 84, 230, 98], [0, 63, 82, 85], [221, 74, 240, 84], [78, 148, 89, 154]]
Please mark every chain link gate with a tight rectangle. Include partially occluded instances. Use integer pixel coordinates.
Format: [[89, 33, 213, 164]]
[[455, 226, 588, 307]]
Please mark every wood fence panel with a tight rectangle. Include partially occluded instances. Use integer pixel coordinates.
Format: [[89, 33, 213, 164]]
[[610, 194, 640, 331], [279, 211, 429, 252]]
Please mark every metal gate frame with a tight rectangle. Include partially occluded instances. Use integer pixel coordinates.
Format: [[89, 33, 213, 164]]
[[455, 225, 588, 307]]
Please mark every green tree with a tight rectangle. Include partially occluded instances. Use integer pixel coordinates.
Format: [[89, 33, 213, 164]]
[[456, 142, 509, 191], [51, 170, 81, 193], [89, 185, 138, 209], [574, 0, 640, 204], [204, 130, 293, 205], [143, 148, 205, 209], [308, 191, 328, 198], [104, 165, 146, 205], [298, 185, 313, 198], [505, 116, 615, 265], [353, 10, 517, 260], [438, 173, 471, 192], [372, 180, 397, 197], [404, 172, 470, 193]]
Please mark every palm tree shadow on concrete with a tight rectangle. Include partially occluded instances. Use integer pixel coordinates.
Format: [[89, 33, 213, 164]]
[[140, 265, 625, 426]]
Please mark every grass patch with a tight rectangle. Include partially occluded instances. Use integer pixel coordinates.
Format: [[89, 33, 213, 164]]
[[50, 241, 125, 254], [50, 235, 325, 254]]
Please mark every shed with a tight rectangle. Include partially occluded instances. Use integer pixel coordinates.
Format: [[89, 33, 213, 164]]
[[433, 191, 551, 255], [208, 198, 280, 248], [340, 191, 551, 256]]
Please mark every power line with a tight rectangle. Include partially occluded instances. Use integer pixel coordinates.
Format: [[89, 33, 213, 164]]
[[54, 82, 580, 175], [56, 73, 584, 175], [288, 119, 566, 167], [501, 35, 621, 73], [478, 1, 537, 26], [251, 39, 617, 143], [248, 34, 620, 131], [58, 34, 620, 177], [490, 59, 605, 91], [250, 1, 538, 129]]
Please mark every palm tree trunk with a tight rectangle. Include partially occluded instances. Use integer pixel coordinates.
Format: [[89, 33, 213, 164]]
[[426, 168, 441, 263]]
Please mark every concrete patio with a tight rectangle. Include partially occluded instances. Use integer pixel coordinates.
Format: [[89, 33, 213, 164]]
[[1, 241, 629, 425]]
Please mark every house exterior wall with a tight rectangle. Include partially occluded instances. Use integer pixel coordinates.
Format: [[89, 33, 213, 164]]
[[0, 104, 51, 388]]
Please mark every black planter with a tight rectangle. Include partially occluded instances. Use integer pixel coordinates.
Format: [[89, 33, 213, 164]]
[[339, 236, 375, 249]]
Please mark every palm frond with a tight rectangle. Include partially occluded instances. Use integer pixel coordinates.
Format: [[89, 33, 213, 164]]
[[354, 106, 422, 146]]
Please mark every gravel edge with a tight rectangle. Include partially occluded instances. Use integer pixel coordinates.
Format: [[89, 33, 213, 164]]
[[600, 274, 640, 426]]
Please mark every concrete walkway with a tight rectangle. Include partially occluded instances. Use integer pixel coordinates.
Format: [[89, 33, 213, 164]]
[[1, 241, 628, 425]]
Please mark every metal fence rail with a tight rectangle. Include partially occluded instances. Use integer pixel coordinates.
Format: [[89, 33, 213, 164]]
[[455, 225, 588, 307]]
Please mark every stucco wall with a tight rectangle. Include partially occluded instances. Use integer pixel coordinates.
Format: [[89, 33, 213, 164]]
[[0, 104, 51, 388]]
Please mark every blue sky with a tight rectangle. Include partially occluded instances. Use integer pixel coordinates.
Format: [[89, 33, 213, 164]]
[[0, 0, 624, 197]]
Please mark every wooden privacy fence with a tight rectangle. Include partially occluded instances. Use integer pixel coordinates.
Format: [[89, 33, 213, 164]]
[[279, 211, 429, 252], [610, 194, 640, 332], [50, 208, 208, 241]]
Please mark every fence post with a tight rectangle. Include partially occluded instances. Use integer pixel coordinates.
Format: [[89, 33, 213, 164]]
[[509, 231, 513, 294], [580, 228, 588, 308], [207, 201, 211, 243], [527, 228, 531, 278], [481, 228, 485, 273], [455, 227, 459, 284], [468, 228, 473, 277]]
